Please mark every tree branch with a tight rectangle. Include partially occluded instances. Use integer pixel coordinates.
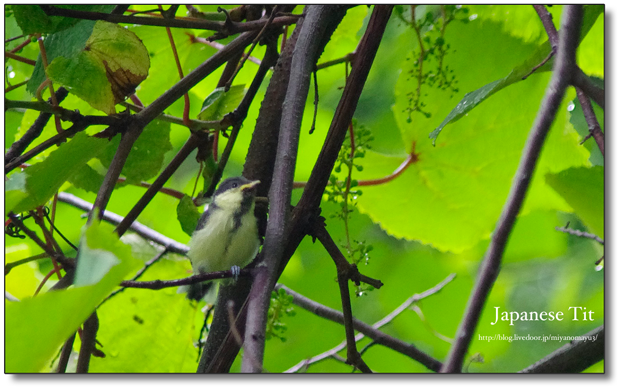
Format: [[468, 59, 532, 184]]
[[241, 5, 350, 372], [441, 5, 584, 373], [114, 133, 202, 237], [40, 5, 299, 34], [519, 326, 604, 373], [555, 225, 604, 245], [197, 6, 302, 373], [5, 87, 69, 168], [572, 66, 604, 110], [76, 311, 98, 373]]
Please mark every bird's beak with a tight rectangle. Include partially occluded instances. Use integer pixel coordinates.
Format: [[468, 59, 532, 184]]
[[240, 180, 260, 192]]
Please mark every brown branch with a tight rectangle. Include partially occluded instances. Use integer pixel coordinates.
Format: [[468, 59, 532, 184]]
[[56, 332, 76, 373], [441, 5, 584, 373], [4, 51, 36, 66], [197, 7, 302, 373], [576, 89, 604, 156], [76, 312, 98, 373], [241, 6, 351, 372], [119, 268, 251, 290], [114, 133, 202, 237], [572, 67, 604, 110], [4, 116, 113, 174], [313, 221, 381, 372], [316, 52, 356, 70], [532, 5, 604, 156], [286, 5, 393, 263], [534, 5, 559, 49], [556, 225, 604, 245], [520, 326, 604, 373], [40, 5, 299, 34], [99, 247, 170, 306], [5, 87, 69, 169]]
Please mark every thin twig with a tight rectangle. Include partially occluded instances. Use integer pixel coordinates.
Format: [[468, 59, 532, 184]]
[[56, 332, 77, 373], [5, 87, 69, 169], [225, 5, 279, 89], [519, 325, 604, 373], [99, 247, 170, 306], [5, 253, 49, 275], [6, 212, 57, 259], [56, 192, 189, 255], [576, 89, 604, 156], [40, 5, 299, 34], [4, 51, 36, 66], [119, 268, 252, 290], [282, 273, 454, 372], [114, 134, 202, 237], [556, 225, 604, 245], [5, 117, 110, 174]]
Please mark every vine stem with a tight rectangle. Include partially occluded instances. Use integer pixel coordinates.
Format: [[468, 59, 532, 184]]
[[36, 35, 63, 134], [158, 4, 191, 127]]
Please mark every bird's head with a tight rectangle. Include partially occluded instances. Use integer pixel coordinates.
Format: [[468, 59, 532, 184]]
[[212, 176, 260, 210]]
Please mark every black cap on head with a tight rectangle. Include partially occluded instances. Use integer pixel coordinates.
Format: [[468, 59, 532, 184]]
[[214, 176, 258, 197]]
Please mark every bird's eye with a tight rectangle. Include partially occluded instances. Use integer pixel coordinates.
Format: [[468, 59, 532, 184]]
[[231, 183, 238, 188]]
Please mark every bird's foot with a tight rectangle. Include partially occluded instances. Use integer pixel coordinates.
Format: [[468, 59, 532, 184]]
[[230, 265, 241, 284]]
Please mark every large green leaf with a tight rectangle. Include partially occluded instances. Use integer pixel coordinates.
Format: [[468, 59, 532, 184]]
[[89, 255, 199, 373], [5, 219, 137, 373], [5, 132, 109, 214], [46, 20, 150, 114], [355, 16, 589, 253]]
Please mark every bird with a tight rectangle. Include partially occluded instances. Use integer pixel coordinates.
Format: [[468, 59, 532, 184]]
[[186, 176, 261, 300]]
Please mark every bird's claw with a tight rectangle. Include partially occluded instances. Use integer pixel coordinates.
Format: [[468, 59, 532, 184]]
[[231, 265, 241, 284]]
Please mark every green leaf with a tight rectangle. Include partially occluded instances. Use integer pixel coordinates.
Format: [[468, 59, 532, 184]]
[[198, 85, 245, 121], [546, 166, 604, 238], [177, 195, 201, 237], [5, 218, 137, 373], [98, 119, 172, 184], [46, 20, 150, 114], [88, 255, 198, 373], [430, 5, 604, 144], [26, 5, 116, 95], [5, 132, 109, 214], [370, 17, 590, 252]]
